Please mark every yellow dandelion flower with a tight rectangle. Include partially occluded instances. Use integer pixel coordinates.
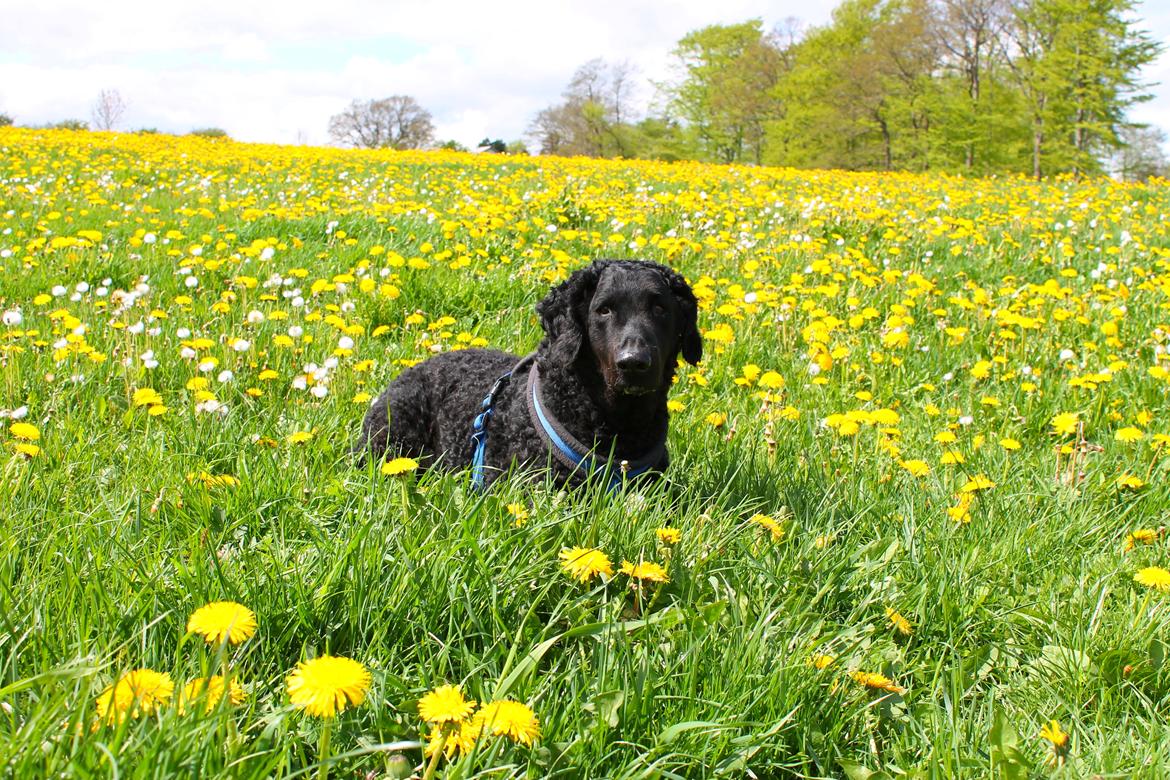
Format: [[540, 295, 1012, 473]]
[[948, 492, 975, 523], [810, 653, 837, 670], [475, 699, 540, 745], [899, 459, 930, 477], [705, 412, 727, 428], [132, 388, 164, 408], [178, 675, 246, 714], [656, 527, 682, 545], [885, 608, 913, 636], [999, 438, 1021, 451], [95, 669, 174, 725], [425, 719, 481, 758], [1117, 474, 1146, 490], [1039, 719, 1070, 765], [758, 371, 785, 389], [381, 457, 419, 476], [1115, 426, 1144, 442], [960, 474, 995, 493], [418, 684, 476, 725], [559, 547, 613, 583], [9, 422, 40, 441], [1125, 528, 1160, 551], [286, 655, 371, 718], [506, 503, 529, 527], [186, 471, 239, 489], [851, 671, 905, 694], [287, 430, 315, 444], [1134, 567, 1170, 591], [1050, 412, 1079, 437], [13, 442, 40, 458], [619, 559, 669, 583], [187, 601, 257, 645], [748, 512, 785, 541]]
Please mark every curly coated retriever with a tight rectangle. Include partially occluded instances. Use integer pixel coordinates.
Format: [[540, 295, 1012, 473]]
[[355, 259, 702, 488]]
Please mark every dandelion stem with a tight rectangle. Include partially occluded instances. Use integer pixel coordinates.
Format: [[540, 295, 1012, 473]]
[[421, 731, 446, 780], [399, 481, 411, 524], [1132, 590, 1154, 634], [317, 718, 332, 780]]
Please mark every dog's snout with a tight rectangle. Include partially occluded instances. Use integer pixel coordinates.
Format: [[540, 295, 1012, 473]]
[[616, 343, 653, 372]]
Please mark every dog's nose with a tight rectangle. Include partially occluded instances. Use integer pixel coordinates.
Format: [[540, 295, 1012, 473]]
[[616, 348, 652, 372]]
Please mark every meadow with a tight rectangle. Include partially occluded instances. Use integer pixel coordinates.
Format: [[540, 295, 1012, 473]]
[[2, 127, 1170, 778]]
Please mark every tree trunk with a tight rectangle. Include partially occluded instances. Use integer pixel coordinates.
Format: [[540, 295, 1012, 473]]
[[879, 116, 892, 170], [1033, 126, 1043, 179]]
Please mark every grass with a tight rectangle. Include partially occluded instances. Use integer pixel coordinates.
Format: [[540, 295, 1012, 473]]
[[1, 127, 1170, 777]]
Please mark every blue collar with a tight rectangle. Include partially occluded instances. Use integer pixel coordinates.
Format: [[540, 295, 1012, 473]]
[[526, 366, 665, 491]]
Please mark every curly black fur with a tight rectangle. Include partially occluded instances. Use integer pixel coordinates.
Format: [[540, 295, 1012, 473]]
[[355, 259, 702, 487]]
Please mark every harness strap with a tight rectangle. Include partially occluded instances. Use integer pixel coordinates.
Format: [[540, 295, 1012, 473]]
[[470, 355, 535, 489]]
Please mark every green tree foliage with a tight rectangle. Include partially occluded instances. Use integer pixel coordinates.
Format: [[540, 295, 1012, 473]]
[[51, 119, 89, 131], [188, 127, 230, 139], [772, 0, 926, 169], [1008, 0, 1161, 177], [764, 0, 1158, 175], [477, 138, 507, 153], [664, 20, 785, 163], [525, 1, 1162, 176]]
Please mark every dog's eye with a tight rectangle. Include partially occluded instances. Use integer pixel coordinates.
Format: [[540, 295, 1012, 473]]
[[596, 305, 612, 317], [652, 304, 666, 317]]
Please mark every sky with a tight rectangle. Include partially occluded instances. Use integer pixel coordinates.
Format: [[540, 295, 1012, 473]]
[[1, 0, 1167, 151]]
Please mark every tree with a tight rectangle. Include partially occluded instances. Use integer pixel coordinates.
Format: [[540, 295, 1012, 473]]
[[0, 113, 13, 127], [328, 96, 435, 150], [1112, 125, 1168, 180], [769, 0, 904, 170], [1008, 0, 1161, 177], [664, 21, 785, 164], [528, 59, 641, 158], [91, 89, 127, 131], [627, 116, 692, 161], [477, 138, 507, 153], [931, 0, 1015, 170]]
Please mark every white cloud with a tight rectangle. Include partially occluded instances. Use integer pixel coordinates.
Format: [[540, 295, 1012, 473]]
[[1, 0, 1166, 150]]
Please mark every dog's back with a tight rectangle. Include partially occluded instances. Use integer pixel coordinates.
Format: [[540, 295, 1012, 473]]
[[356, 349, 518, 465]]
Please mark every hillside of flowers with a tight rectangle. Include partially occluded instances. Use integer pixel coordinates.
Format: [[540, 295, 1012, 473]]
[[2, 127, 1170, 777]]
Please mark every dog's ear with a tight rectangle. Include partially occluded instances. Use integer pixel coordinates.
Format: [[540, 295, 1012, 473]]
[[536, 262, 603, 365], [661, 266, 702, 365]]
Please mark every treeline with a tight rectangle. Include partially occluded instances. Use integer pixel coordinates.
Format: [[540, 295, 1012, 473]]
[[529, 0, 1165, 178]]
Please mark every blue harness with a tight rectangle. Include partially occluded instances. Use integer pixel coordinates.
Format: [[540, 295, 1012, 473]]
[[470, 356, 667, 491], [469, 366, 518, 489]]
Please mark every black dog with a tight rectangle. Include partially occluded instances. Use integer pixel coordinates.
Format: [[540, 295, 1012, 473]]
[[355, 259, 702, 488]]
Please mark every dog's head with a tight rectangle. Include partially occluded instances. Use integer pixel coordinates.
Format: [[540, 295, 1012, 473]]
[[536, 259, 702, 397]]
